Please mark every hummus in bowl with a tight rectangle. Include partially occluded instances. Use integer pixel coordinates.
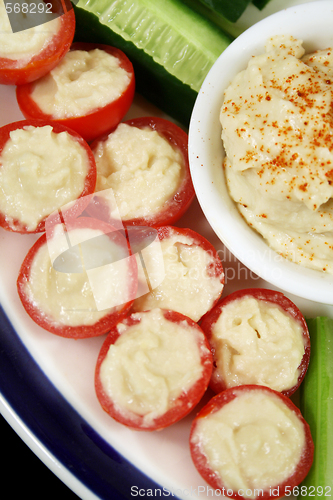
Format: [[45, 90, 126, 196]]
[[188, 0, 333, 305]]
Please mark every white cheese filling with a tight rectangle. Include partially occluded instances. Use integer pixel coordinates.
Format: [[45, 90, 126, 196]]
[[99, 308, 205, 426], [132, 231, 223, 322], [93, 123, 184, 220], [211, 296, 305, 392], [24, 225, 134, 326], [0, 125, 90, 231], [220, 35, 333, 273], [0, 1, 60, 64], [30, 49, 131, 118], [191, 389, 306, 496]]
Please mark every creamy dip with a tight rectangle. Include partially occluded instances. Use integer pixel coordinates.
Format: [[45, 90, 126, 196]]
[[30, 48, 132, 118], [220, 35, 333, 273], [0, 125, 90, 231], [99, 308, 205, 426], [93, 123, 184, 220], [0, 0, 60, 65], [24, 225, 133, 326], [191, 388, 306, 496], [210, 295, 305, 392], [132, 229, 224, 321]]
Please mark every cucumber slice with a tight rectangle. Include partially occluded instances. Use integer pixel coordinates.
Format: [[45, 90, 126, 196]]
[[195, 0, 252, 22], [72, 0, 232, 127], [180, 0, 244, 38], [300, 317, 333, 492], [251, 0, 273, 10]]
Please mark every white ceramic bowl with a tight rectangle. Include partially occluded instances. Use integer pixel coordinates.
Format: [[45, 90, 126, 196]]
[[188, 0, 333, 305]]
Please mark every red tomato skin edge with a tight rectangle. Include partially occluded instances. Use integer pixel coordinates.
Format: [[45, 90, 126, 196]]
[[189, 385, 314, 500], [87, 116, 196, 227], [0, 6, 75, 85], [16, 217, 138, 339], [16, 42, 136, 142], [0, 119, 97, 233], [95, 309, 213, 431], [200, 288, 311, 397]]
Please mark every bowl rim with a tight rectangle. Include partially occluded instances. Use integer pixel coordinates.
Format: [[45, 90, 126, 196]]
[[188, 0, 333, 305]]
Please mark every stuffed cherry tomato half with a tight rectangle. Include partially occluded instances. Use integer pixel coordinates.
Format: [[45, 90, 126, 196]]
[[0, 2, 75, 85], [95, 308, 213, 431], [87, 116, 195, 227], [0, 119, 96, 233], [200, 288, 310, 397], [16, 42, 135, 142], [131, 226, 224, 322], [190, 385, 314, 500], [17, 217, 138, 338]]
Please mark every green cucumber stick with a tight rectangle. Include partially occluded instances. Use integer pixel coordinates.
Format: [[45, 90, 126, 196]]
[[300, 317, 333, 492], [181, 0, 248, 38], [72, 0, 232, 126], [196, 0, 252, 22], [251, 0, 273, 10]]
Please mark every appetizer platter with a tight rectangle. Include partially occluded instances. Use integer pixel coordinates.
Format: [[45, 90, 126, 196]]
[[1, 0, 333, 499]]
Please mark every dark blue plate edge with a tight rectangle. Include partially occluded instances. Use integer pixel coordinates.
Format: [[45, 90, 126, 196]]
[[0, 304, 181, 500]]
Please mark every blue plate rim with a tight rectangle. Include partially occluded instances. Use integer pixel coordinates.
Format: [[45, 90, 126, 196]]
[[0, 303, 181, 500]]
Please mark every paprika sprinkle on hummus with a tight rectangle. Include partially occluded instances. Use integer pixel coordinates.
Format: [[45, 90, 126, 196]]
[[220, 35, 333, 274]]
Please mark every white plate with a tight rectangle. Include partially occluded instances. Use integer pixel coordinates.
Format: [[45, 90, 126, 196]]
[[1, 68, 333, 500]]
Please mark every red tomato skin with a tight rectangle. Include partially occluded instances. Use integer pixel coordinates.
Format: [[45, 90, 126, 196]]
[[16, 42, 136, 142], [0, 6, 75, 85], [200, 288, 311, 397], [95, 309, 213, 431], [17, 217, 138, 339], [189, 385, 314, 500], [88, 117, 195, 227]]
